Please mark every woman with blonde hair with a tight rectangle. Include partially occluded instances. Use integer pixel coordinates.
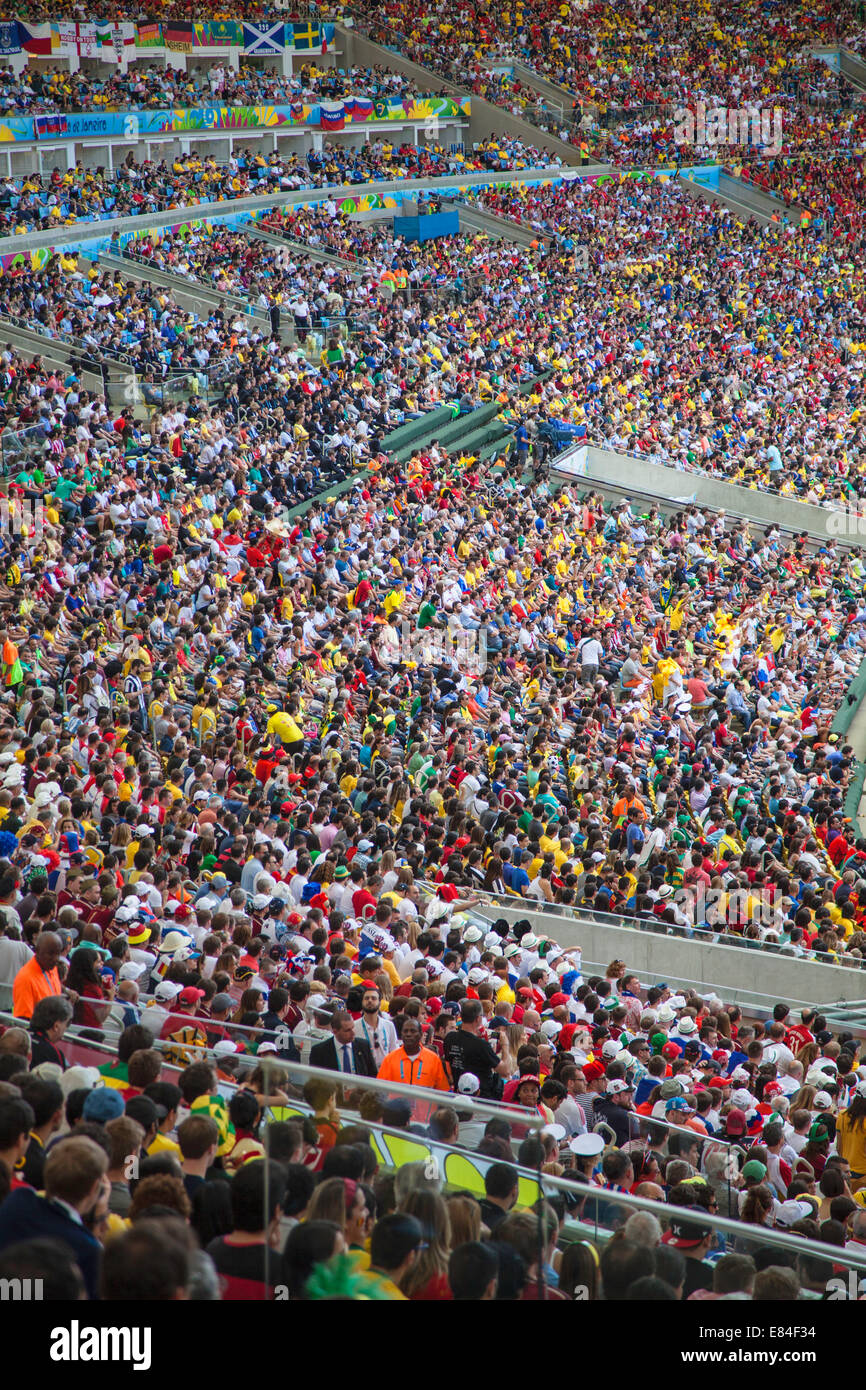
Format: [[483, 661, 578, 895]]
[[796, 1042, 819, 1072], [445, 1193, 481, 1250], [788, 1085, 818, 1115], [400, 1189, 452, 1300], [306, 1177, 371, 1254], [373, 969, 393, 1002], [379, 849, 397, 891]]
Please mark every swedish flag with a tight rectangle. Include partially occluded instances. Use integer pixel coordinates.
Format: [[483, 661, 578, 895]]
[[292, 20, 321, 49]]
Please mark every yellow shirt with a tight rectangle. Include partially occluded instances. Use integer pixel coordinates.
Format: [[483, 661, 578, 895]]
[[148, 1132, 182, 1158], [267, 711, 302, 744]]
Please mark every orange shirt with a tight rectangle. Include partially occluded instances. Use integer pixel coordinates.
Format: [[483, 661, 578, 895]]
[[12, 956, 62, 1020], [377, 1046, 450, 1091]]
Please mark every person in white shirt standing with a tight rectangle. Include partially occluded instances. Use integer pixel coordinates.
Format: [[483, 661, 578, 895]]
[[353, 985, 398, 1070]]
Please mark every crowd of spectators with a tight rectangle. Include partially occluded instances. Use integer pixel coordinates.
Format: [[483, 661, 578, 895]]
[[352, 0, 866, 166], [0, 0, 864, 1310], [0, 132, 554, 237], [0, 62, 421, 116]]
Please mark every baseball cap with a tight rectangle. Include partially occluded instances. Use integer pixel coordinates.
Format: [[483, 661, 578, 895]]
[[457, 1072, 480, 1095], [118, 962, 146, 982], [82, 1087, 126, 1123], [179, 987, 205, 1005], [741, 1159, 768, 1181], [775, 1199, 815, 1228], [602, 1038, 623, 1058], [662, 1215, 712, 1249], [606, 1079, 634, 1096], [154, 980, 183, 1002], [725, 1108, 748, 1135], [541, 1019, 562, 1038]]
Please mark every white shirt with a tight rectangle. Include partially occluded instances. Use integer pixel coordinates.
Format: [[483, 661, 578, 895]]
[[354, 1013, 398, 1068]]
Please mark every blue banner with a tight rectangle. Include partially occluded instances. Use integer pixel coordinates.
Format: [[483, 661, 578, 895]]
[[0, 21, 20, 54]]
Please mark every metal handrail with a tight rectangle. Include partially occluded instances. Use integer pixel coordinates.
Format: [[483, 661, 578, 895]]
[[9, 1009, 866, 1277]]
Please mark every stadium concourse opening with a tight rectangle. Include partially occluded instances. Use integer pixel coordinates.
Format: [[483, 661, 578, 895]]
[[2, 1, 866, 1336]]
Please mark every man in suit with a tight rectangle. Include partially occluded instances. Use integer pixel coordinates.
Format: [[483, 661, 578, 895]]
[[0, 1134, 107, 1300], [309, 1009, 376, 1078]]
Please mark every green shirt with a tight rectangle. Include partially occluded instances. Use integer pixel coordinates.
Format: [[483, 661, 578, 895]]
[[417, 602, 438, 630]]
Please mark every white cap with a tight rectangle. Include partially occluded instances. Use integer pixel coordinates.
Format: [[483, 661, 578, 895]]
[[154, 980, 183, 1001], [541, 1123, 566, 1143], [213, 1039, 239, 1057], [775, 1199, 815, 1228], [677, 1017, 697, 1035], [569, 1133, 605, 1157], [541, 1019, 562, 1038], [602, 1038, 623, 1058], [118, 962, 146, 982], [457, 1072, 480, 1095], [606, 1079, 634, 1096]]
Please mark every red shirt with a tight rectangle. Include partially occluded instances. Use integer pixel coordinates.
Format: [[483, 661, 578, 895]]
[[351, 888, 377, 919]]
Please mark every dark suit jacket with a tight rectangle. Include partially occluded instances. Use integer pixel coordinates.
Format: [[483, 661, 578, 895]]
[[0, 1187, 101, 1299], [309, 1036, 376, 1078]]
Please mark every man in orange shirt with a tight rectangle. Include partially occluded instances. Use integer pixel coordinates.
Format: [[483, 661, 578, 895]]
[[377, 1017, 450, 1091], [12, 932, 71, 1021]]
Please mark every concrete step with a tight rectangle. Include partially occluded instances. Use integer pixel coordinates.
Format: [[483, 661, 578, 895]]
[[98, 251, 272, 333], [678, 170, 804, 227], [245, 224, 363, 278], [382, 404, 456, 456]]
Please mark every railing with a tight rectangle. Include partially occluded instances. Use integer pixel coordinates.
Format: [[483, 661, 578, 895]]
[[420, 878, 866, 976], [5, 1009, 865, 1284]]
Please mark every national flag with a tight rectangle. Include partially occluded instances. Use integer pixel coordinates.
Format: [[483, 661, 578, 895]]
[[35, 113, 68, 138], [17, 22, 53, 56], [291, 20, 321, 50], [321, 22, 335, 53], [319, 101, 345, 131], [348, 94, 373, 122], [202, 20, 240, 45], [243, 22, 286, 54], [164, 21, 193, 52], [96, 22, 135, 55]]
